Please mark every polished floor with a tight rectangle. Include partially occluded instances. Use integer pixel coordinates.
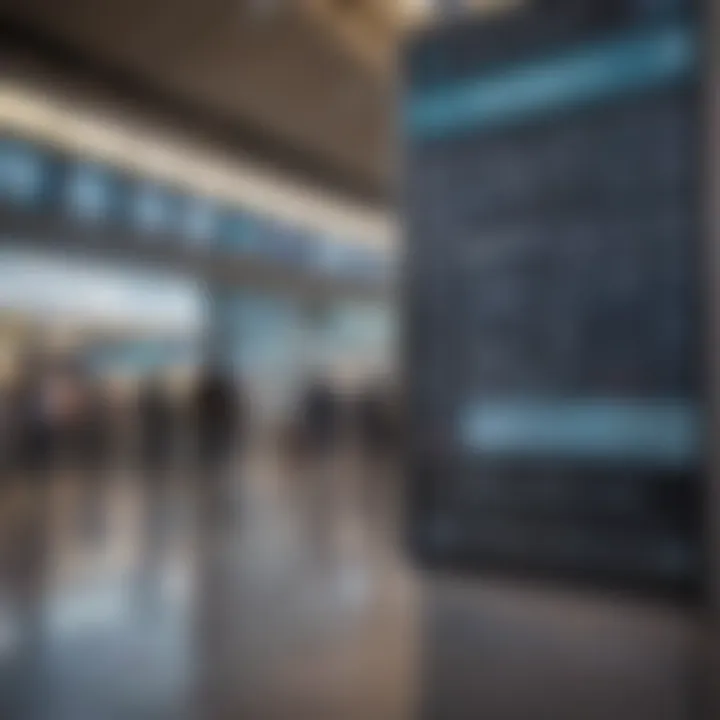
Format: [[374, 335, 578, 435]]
[[0, 445, 420, 720], [0, 443, 701, 720]]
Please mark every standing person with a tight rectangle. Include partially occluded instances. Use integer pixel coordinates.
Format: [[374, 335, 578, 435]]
[[301, 378, 341, 458], [354, 381, 400, 551], [298, 377, 345, 564], [5, 359, 55, 661], [75, 374, 114, 543], [192, 363, 244, 524], [355, 383, 395, 460], [13, 366, 55, 480], [190, 363, 245, 715], [0, 384, 11, 481], [137, 375, 176, 478], [135, 375, 177, 610]]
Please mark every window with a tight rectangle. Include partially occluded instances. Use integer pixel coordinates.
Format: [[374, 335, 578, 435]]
[[65, 161, 115, 223], [182, 196, 217, 247], [131, 180, 175, 236], [0, 139, 46, 207]]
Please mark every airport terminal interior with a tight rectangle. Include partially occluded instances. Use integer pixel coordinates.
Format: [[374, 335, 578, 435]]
[[0, 0, 713, 719], [0, 1, 411, 718]]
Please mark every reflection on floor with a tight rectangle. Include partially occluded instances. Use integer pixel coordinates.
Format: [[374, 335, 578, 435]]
[[0, 446, 419, 720]]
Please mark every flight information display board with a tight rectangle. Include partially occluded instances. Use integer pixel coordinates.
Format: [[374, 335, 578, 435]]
[[404, 0, 705, 600]]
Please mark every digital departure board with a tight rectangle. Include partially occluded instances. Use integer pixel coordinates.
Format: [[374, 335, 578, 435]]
[[404, 0, 705, 600]]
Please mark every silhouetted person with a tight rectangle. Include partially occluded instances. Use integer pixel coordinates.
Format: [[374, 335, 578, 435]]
[[138, 378, 176, 474], [191, 365, 244, 712], [0, 387, 10, 480], [192, 365, 243, 527], [136, 377, 177, 611], [194, 366, 241, 468], [354, 383, 400, 550], [355, 384, 395, 459], [4, 365, 55, 668], [75, 377, 114, 542], [297, 379, 344, 565], [12, 370, 55, 479], [301, 379, 341, 457]]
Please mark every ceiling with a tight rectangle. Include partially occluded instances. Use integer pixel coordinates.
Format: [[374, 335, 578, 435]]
[[0, 0, 511, 205], [0, 0, 393, 204], [301, 0, 517, 68]]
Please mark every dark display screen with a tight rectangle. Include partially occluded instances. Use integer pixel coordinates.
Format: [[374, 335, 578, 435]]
[[404, 0, 705, 600]]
